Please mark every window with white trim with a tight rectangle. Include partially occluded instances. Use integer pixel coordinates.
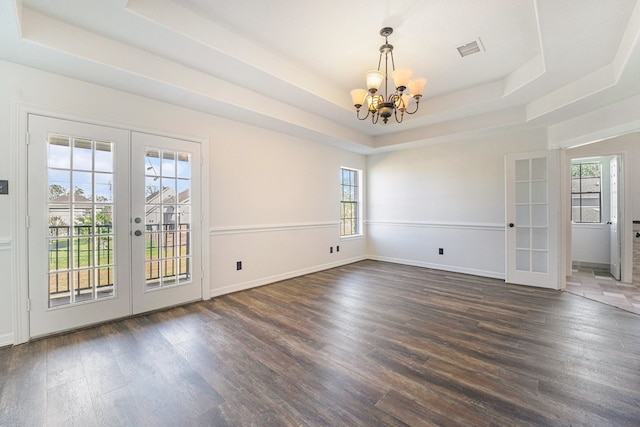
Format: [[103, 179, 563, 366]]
[[571, 161, 601, 223], [340, 167, 361, 236]]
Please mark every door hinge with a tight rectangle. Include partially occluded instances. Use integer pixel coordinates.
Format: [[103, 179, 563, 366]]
[[26, 299, 31, 312], [25, 216, 30, 228], [25, 132, 30, 145]]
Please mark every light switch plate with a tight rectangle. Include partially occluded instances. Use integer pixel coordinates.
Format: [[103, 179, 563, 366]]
[[0, 180, 7, 195]]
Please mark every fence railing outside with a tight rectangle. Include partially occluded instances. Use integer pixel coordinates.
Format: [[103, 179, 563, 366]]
[[48, 223, 190, 295]]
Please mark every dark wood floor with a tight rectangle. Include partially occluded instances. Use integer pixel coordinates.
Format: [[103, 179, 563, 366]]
[[2, 260, 640, 426]]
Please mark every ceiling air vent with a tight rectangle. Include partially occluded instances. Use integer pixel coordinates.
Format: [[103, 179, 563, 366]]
[[457, 38, 484, 58]]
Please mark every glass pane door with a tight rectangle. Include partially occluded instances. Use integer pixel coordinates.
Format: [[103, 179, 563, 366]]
[[28, 117, 202, 337], [506, 151, 559, 289], [28, 115, 131, 338], [131, 132, 202, 314]]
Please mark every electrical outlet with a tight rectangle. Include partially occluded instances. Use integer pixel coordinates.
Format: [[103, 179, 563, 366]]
[[330, 247, 333, 254], [439, 248, 444, 255], [236, 261, 242, 270], [0, 180, 7, 195], [336, 246, 340, 252]]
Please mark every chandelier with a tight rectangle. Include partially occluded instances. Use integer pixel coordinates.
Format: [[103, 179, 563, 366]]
[[350, 27, 426, 124]]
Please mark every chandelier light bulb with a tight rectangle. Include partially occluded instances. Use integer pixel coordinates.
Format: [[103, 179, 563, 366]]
[[365, 70, 385, 92], [392, 68, 413, 91], [408, 78, 427, 98], [350, 89, 368, 108]]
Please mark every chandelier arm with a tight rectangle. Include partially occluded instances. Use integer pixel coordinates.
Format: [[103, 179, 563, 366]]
[[356, 108, 371, 121], [404, 97, 421, 115], [371, 111, 379, 124], [393, 107, 404, 123]]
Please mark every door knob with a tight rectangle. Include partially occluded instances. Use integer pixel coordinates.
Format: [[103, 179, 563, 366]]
[[508, 223, 515, 228], [134, 217, 142, 224], [134, 230, 142, 236]]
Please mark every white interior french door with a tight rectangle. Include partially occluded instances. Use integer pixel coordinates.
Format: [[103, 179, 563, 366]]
[[505, 150, 560, 289], [609, 157, 621, 281], [27, 115, 202, 338]]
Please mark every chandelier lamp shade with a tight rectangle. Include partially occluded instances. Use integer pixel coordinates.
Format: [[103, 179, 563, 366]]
[[350, 27, 426, 124]]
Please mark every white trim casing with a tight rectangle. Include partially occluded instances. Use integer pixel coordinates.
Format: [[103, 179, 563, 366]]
[[210, 221, 339, 235]]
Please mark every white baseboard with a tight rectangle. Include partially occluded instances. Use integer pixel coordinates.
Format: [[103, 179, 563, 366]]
[[0, 333, 14, 348], [210, 255, 505, 298], [210, 255, 367, 298], [367, 255, 505, 280]]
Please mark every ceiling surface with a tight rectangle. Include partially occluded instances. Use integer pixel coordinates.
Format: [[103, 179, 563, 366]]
[[0, 0, 639, 153]]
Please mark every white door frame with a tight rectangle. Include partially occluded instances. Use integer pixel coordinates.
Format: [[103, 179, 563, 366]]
[[13, 104, 210, 344], [563, 149, 632, 285]]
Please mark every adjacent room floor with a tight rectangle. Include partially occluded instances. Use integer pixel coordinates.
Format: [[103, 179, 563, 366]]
[[566, 267, 640, 316]]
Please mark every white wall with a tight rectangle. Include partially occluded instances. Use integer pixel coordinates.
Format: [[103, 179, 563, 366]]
[[0, 60, 366, 344], [208, 121, 366, 295], [366, 130, 548, 278]]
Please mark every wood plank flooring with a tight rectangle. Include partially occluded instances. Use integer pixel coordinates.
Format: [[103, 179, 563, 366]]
[[2, 260, 640, 426]]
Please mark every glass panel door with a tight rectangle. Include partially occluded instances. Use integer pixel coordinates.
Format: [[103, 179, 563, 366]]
[[28, 117, 203, 337], [28, 115, 131, 337], [131, 132, 202, 314], [506, 151, 559, 289]]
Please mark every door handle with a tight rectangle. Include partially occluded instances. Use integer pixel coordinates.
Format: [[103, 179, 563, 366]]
[[508, 223, 515, 228], [134, 230, 142, 237], [134, 217, 142, 224]]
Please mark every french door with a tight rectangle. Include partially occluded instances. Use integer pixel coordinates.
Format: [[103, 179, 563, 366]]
[[505, 150, 560, 289], [27, 115, 202, 337], [609, 157, 621, 281]]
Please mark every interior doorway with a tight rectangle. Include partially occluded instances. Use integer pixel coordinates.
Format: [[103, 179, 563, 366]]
[[565, 148, 639, 314], [569, 155, 620, 280]]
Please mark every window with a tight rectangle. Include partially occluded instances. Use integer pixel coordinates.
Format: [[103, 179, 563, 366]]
[[571, 161, 601, 223], [340, 167, 361, 236]]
